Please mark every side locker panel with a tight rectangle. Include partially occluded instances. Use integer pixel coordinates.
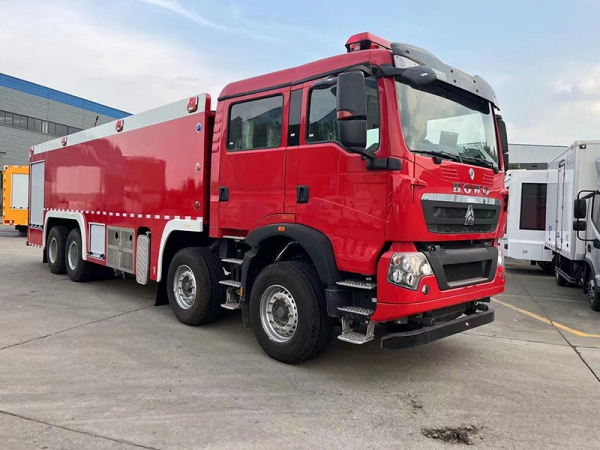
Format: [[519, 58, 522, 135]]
[[107, 227, 135, 274], [89, 223, 106, 258], [136, 234, 150, 285], [29, 161, 45, 228]]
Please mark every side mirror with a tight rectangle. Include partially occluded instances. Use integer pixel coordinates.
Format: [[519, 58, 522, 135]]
[[399, 66, 437, 87], [496, 115, 509, 171], [336, 70, 371, 158], [574, 199, 587, 219], [573, 220, 586, 231]]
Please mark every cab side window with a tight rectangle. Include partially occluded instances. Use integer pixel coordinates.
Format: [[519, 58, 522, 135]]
[[228, 95, 283, 151], [307, 76, 380, 150]]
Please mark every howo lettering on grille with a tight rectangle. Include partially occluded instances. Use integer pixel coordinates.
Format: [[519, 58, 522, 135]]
[[452, 183, 490, 195]]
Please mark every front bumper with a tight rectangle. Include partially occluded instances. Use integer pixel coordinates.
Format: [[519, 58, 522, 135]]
[[371, 249, 505, 322], [381, 309, 495, 349]]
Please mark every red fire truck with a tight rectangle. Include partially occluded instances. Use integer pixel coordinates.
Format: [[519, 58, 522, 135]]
[[27, 33, 509, 363]]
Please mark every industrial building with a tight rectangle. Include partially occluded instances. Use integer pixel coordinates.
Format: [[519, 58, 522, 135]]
[[0, 73, 129, 168], [507, 143, 566, 170]]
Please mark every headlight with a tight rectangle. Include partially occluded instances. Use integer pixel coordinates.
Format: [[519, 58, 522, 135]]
[[497, 249, 504, 268], [388, 252, 432, 290]]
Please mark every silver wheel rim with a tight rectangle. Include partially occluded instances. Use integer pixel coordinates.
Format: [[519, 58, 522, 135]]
[[174, 265, 197, 310], [260, 285, 298, 343], [48, 237, 58, 264], [67, 240, 78, 271]]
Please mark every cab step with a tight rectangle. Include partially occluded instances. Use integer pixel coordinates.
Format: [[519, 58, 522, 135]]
[[336, 279, 377, 290], [223, 235, 245, 241], [219, 280, 241, 288], [338, 306, 374, 319], [338, 319, 375, 345], [221, 301, 242, 310], [221, 258, 243, 265]]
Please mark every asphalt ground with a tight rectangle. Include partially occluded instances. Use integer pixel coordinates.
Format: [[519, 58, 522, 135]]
[[1, 224, 599, 449]]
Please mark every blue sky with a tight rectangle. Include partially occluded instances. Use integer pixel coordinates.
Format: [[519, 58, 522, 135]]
[[1, 0, 599, 145]]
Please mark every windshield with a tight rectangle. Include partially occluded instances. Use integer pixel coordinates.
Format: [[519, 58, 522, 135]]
[[396, 81, 499, 168]]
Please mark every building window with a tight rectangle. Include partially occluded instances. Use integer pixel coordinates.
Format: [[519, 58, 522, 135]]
[[519, 183, 547, 230], [0, 109, 82, 136], [228, 95, 283, 151]]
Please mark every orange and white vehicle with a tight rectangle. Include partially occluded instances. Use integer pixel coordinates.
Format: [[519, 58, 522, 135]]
[[2, 165, 29, 233]]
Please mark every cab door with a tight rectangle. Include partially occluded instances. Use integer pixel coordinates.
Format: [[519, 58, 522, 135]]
[[291, 76, 387, 274], [217, 89, 289, 233]]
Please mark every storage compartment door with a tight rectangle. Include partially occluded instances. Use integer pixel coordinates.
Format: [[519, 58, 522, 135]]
[[29, 162, 45, 227], [11, 173, 29, 210]]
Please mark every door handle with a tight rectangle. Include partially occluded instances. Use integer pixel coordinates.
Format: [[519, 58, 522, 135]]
[[296, 185, 309, 203], [219, 186, 229, 202]]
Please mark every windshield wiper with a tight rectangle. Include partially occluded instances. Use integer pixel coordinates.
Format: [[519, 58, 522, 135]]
[[461, 155, 499, 172], [413, 149, 463, 163]]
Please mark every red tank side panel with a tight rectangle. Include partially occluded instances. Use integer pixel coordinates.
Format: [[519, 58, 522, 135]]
[[30, 102, 212, 281]]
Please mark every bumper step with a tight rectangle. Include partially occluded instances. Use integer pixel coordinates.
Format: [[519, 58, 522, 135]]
[[336, 280, 377, 290], [380, 309, 495, 350]]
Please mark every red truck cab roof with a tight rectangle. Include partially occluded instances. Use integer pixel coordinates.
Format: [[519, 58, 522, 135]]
[[218, 48, 392, 101]]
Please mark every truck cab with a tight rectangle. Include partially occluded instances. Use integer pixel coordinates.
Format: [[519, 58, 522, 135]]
[[211, 33, 508, 357]]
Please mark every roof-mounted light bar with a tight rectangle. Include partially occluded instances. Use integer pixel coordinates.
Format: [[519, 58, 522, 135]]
[[345, 32, 391, 53]]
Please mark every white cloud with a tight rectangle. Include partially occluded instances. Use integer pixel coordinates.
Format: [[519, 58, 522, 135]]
[[140, 0, 227, 31], [0, 1, 238, 114]]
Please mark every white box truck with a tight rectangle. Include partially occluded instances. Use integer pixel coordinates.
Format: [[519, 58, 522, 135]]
[[545, 141, 600, 310], [500, 170, 554, 273]]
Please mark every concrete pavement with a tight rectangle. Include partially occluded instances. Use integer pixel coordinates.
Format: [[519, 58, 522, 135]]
[[1, 226, 599, 449]]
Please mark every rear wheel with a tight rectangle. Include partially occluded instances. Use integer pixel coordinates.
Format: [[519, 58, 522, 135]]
[[537, 261, 554, 275], [167, 247, 225, 325], [250, 261, 334, 364], [47, 226, 69, 274], [65, 228, 95, 282], [555, 270, 568, 286]]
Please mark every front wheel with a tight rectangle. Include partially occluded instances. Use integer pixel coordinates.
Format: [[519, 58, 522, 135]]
[[250, 261, 334, 364], [587, 275, 600, 312]]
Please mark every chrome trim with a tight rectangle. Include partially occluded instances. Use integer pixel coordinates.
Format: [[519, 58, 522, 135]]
[[421, 194, 501, 205]]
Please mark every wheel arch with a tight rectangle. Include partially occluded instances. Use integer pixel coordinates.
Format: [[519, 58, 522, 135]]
[[157, 219, 212, 282], [242, 224, 340, 301], [44, 211, 86, 260]]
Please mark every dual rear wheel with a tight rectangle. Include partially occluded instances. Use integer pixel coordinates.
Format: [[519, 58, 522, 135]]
[[46, 226, 97, 282]]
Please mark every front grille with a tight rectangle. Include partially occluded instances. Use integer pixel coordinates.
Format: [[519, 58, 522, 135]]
[[444, 260, 490, 284], [422, 199, 500, 234], [420, 243, 498, 291]]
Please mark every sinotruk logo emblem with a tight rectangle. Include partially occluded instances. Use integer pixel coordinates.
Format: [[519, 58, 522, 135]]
[[464, 204, 475, 226], [469, 168, 475, 180]]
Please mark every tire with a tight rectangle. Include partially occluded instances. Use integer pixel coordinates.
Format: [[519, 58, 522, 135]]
[[250, 261, 335, 364], [587, 273, 600, 312], [167, 247, 225, 326], [555, 270, 568, 286], [47, 226, 69, 274], [65, 228, 95, 282], [537, 261, 554, 275]]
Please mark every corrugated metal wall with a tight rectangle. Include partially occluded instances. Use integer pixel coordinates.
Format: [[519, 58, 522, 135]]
[[0, 86, 128, 167]]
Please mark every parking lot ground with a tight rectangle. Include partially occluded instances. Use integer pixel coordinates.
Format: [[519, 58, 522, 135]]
[[1, 226, 600, 449]]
